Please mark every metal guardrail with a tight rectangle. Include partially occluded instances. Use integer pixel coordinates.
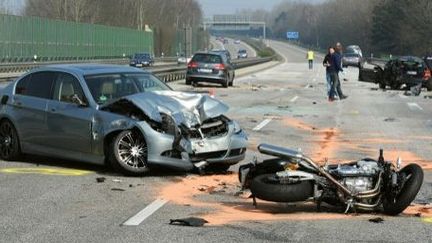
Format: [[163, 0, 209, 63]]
[[0, 57, 178, 74], [0, 56, 275, 83]]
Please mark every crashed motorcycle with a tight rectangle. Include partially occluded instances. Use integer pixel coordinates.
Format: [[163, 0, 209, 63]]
[[239, 144, 424, 215]]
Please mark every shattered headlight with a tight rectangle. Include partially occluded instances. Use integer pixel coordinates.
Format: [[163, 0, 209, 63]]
[[160, 113, 178, 136], [233, 120, 242, 134]]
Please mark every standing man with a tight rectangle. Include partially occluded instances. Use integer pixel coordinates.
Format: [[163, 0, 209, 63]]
[[307, 49, 314, 70], [329, 44, 348, 101], [323, 47, 335, 98]]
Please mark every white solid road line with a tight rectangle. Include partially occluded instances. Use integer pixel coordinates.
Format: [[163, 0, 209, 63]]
[[407, 102, 423, 111], [290, 96, 299, 102], [253, 118, 272, 131], [122, 199, 168, 226]]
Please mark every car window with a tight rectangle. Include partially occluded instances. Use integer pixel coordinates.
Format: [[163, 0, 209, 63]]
[[15, 71, 56, 99], [84, 73, 170, 105], [192, 54, 222, 64], [53, 73, 86, 104]]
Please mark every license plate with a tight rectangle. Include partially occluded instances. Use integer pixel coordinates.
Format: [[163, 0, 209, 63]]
[[407, 71, 417, 75], [198, 68, 212, 73], [136, 64, 143, 67]]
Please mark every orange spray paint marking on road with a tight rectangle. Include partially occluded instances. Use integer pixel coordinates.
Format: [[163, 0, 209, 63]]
[[158, 174, 360, 225]]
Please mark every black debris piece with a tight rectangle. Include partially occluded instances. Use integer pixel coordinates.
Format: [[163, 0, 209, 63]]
[[370, 87, 379, 91], [312, 101, 317, 105], [384, 118, 396, 122], [414, 213, 422, 217], [129, 184, 134, 188], [425, 95, 432, 99], [368, 217, 384, 223], [111, 188, 126, 192], [169, 217, 209, 227], [96, 177, 106, 183]]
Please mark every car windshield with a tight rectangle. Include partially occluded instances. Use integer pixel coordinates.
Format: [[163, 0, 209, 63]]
[[192, 54, 222, 63], [84, 73, 171, 105], [344, 53, 359, 57], [134, 54, 150, 59]]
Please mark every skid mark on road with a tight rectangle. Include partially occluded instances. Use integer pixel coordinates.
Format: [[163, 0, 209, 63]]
[[0, 167, 93, 176]]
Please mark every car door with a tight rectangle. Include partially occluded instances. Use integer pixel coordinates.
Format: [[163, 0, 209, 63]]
[[358, 64, 383, 83], [45, 72, 93, 154], [10, 71, 56, 148]]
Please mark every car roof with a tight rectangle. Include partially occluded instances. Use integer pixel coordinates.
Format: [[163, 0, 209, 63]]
[[36, 64, 150, 76]]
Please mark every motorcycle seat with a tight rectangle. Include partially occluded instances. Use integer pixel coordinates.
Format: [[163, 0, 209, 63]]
[[258, 144, 303, 160]]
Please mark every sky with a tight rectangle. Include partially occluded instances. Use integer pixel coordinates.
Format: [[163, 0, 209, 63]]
[[197, 0, 285, 17]]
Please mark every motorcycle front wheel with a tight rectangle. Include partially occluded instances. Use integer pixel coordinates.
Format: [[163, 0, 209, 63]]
[[383, 164, 424, 215], [250, 174, 314, 202]]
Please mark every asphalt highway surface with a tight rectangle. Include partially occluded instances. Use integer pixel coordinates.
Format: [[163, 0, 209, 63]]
[[1, 40, 431, 243]]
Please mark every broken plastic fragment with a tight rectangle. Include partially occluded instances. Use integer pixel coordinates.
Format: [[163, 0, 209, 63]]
[[169, 217, 209, 227]]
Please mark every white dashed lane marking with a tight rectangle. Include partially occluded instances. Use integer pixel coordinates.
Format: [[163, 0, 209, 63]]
[[253, 118, 273, 131], [407, 102, 423, 111], [122, 199, 168, 226]]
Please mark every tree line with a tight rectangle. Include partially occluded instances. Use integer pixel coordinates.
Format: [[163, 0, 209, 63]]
[[243, 0, 432, 57], [22, 0, 204, 56]]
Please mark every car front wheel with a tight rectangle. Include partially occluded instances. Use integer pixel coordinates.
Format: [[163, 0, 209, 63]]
[[109, 130, 149, 176]]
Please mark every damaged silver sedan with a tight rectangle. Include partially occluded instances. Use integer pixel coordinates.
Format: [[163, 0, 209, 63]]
[[0, 64, 247, 175]]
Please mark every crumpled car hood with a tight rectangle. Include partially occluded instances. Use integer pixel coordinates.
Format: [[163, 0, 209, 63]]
[[102, 91, 229, 128]]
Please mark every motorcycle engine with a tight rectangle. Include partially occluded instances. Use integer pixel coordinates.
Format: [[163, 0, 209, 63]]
[[331, 160, 381, 193]]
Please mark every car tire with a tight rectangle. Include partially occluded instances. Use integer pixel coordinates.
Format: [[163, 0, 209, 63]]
[[222, 76, 229, 88], [108, 130, 150, 176], [250, 174, 314, 202], [186, 78, 192, 85], [379, 82, 386, 89], [229, 74, 235, 86], [426, 79, 432, 91], [383, 164, 424, 215], [0, 120, 21, 161]]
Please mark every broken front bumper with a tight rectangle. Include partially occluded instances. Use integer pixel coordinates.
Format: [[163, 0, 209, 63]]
[[136, 121, 248, 171]]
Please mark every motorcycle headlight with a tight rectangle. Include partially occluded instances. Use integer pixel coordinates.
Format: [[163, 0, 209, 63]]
[[233, 120, 242, 134]]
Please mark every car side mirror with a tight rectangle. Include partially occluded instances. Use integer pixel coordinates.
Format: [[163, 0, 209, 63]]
[[70, 94, 87, 107]]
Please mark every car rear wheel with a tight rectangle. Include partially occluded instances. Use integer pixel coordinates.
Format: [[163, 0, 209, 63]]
[[186, 78, 192, 85], [222, 76, 229, 88], [0, 120, 21, 161], [426, 79, 432, 91], [109, 130, 149, 176]]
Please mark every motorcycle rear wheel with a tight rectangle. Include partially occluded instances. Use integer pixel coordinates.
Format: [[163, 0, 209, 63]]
[[383, 164, 424, 215], [250, 174, 314, 202]]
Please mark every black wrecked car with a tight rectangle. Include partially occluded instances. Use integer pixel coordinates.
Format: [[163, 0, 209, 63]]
[[359, 56, 432, 91]]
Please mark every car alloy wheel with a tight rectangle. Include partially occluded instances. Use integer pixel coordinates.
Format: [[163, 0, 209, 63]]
[[109, 130, 149, 175], [0, 120, 20, 160], [116, 131, 147, 169]]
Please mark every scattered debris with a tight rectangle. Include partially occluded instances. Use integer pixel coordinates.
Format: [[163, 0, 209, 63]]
[[278, 105, 290, 110], [312, 101, 317, 105], [96, 177, 106, 183], [169, 217, 209, 227], [129, 184, 134, 188], [414, 213, 422, 217], [368, 217, 384, 223], [343, 78, 349, 82], [370, 87, 379, 91], [384, 118, 397, 122], [111, 188, 125, 192], [424, 95, 432, 99]]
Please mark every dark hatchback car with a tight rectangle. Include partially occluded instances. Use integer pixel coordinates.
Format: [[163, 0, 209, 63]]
[[130, 53, 154, 67], [359, 56, 432, 90], [186, 52, 235, 88]]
